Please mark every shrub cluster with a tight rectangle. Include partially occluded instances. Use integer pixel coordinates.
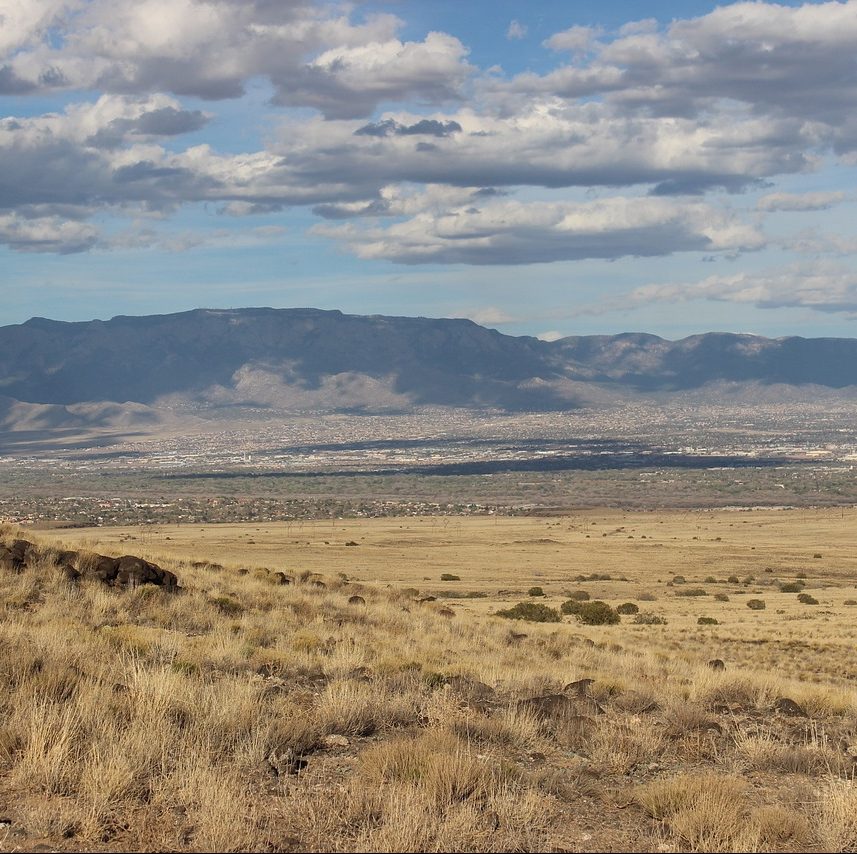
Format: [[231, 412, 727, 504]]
[[495, 602, 561, 622], [633, 613, 668, 625]]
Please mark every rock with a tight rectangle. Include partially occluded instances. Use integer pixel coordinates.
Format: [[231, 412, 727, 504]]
[[517, 693, 605, 721], [347, 595, 366, 605], [267, 748, 307, 776], [774, 697, 807, 717], [272, 572, 292, 585], [60, 564, 81, 582], [445, 676, 495, 701], [322, 734, 350, 748], [563, 678, 595, 697], [707, 659, 726, 671], [611, 690, 660, 714]]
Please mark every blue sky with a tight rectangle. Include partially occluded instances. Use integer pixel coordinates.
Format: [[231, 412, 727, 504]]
[[2, 0, 857, 340]]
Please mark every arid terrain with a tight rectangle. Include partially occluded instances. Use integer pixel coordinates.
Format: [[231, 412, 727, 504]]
[[2, 508, 857, 852]]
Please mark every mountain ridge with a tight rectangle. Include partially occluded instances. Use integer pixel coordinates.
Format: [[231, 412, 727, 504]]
[[1, 307, 856, 418]]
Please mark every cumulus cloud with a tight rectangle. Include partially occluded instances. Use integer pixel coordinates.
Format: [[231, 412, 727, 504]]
[[3, 1, 473, 117], [265, 106, 818, 201], [1, 0, 855, 267], [622, 262, 857, 314], [0, 211, 98, 253], [313, 196, 764, 265], [504, 1, 857, 154]]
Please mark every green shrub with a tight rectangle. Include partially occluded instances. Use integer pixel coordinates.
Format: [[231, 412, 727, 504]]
[[616, 602, 639, 615], [633, 613, 667, 625], [797, 593, 819, 605], [560, 599, 583, 615], [566, 589, 590, 601], [528, 586, 545, 597], [574, 601, 620, 625], [746, 599, 766, 610], [495, 602, 561, 623], [697, 616, 719, 625], [714, 592, 729, 602], [440, 573, 461, 581], [779, 581, 805, 593]]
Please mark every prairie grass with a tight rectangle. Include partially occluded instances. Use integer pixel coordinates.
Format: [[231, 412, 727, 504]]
[[4, 512, 857, 851]]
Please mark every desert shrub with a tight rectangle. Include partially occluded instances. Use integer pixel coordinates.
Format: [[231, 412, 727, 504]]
[[616, 602, 639, 615], [440, 574, 460, 582], [495, 602, 561, 623], [746, 599, 766, 611], [742, 576, 755, 586], [672, 575, 687, 585], [796, 572, 807, 579], [633, 613, 668, 625], [528, 586, 545, 597], [704, 576, 717, 584], [566, 590, 590, 601], [697, 617, 719, 625], [714, 593, 729, 602], [675, 588, 707, 597], [435, 590, 487, 599], [637, 592, 657, 601], [779, 582, 804, 593], [560, 599, 582, 615], [844, 599, 857, 606], [797, 593, 819, 605], [813, 553, 822, 559], [574, 601, 620, 625], [727, 575, 740, 584], [574, 573, 611, 582]]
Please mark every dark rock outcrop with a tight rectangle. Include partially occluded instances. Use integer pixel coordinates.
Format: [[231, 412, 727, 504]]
[[0, 538, 179, 590]]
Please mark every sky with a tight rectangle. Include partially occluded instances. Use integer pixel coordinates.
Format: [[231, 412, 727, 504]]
[[1, 0, 857, 340]]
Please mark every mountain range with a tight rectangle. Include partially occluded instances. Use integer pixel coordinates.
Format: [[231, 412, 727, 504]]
[[1, 308, 856, 429]]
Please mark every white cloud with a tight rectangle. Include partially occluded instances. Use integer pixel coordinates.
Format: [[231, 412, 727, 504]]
[[467, 306, 517, 326], [757, 191, 847, 212], [537, 330, 564, 341], [3, 1, 473, 117], [507, 20, 527, 41], [622, 262, 857, 314], [0, 211, 97, 253], [314, 195, 764, 265]]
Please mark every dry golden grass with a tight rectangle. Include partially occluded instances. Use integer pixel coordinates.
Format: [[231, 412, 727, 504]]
[[2, 509, 857, 851]]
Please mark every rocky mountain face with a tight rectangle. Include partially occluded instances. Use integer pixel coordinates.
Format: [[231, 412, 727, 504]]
[[0, 307, 855, 419]]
